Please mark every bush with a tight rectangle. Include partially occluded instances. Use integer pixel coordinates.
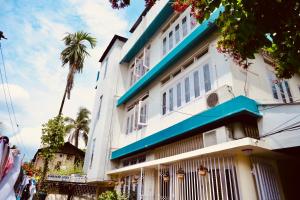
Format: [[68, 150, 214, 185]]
[[98, 191, 127, 200]]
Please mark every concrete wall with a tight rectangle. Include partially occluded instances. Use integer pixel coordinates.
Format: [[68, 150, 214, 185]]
[[35, 153, 76, 171], [84, 39, 126, 182]]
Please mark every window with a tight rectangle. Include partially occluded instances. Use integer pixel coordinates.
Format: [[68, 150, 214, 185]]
[[125, 96, 148, 134], [89, 138, 96, 168], [203, 64, 212, 92], [268, 70, 293, 103], [129, 47, 150, 87], [176, 83, 182, 107], [182, 17, 187, 37], [163, 37, 167, 55], [161, 53, 213, 115], [169, 31, 173, 50], [103, 58, 108, 79], [96, 71, 100, 81], [184, 77, 190, 103], [162, 92, 167, 115], [161, 11, 199, 56], [96, 95, 103, 122], [169, 88, 174, 111], [193, 71, 200, 97], [175, 24, 180, 44]]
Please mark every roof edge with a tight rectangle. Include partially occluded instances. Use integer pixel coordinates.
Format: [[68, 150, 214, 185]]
[[99, 35, 128, 62]]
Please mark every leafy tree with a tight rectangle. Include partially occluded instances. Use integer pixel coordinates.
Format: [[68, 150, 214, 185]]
[[65, 107, 91, 148], [59, 31, 96, 116], [109, 0, 300, 78], [39, 116, 66, 190]]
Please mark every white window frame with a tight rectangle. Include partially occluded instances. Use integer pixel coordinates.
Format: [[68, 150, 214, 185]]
[[267, 68, 293, 103], [128, 46, 151, 88], [160, 8, 198, 58], [161, 53, 213, 116], [125, 95, 149, 134]]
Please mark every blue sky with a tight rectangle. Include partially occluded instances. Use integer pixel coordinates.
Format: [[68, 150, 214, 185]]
[[0, 0, 145, 160]]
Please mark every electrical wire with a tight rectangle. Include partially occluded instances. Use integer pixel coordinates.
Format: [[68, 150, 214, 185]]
[[0, 41, 29, 156], [0, 43, 18, 128]]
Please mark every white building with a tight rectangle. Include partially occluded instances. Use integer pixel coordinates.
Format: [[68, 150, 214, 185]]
[[84, 1, 300, 199]]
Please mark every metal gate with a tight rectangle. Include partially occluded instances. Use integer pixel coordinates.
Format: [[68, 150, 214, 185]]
[[158, 156, 240, 200], [251, 158, 282, 200]]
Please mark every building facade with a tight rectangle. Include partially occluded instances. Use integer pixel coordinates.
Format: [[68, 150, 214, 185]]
[[84, 1, 300, 199]]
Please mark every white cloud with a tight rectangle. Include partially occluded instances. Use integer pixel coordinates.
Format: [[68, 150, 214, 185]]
[[0, 84, 30, 102], [0, 0, 132, 161]]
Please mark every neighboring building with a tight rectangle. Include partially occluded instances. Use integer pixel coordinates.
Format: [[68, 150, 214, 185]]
[[33, 142, 85, 172], [84, 1, 300, 199]]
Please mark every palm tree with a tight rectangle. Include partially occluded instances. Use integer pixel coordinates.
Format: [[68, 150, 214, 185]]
[[65, 107, 91, 148], [59, 31, 96, 116]]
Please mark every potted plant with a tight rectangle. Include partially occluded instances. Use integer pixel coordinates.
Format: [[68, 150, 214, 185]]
[[176, 168, 185, 180], [197, 165, 208, 176], [163, 172, 170, 182]]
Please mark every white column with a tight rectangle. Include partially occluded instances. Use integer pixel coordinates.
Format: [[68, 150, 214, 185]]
[[235, 154, 258, 200]]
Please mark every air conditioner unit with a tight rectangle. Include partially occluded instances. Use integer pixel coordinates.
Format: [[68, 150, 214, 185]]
[[206, 92, 219, 108], [203, 126, 233, 147]]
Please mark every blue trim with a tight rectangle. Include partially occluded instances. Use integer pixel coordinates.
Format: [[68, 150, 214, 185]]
[[117, 7, 224, 106], [120, 1, 174, 63], [111, 96, 261, 160]]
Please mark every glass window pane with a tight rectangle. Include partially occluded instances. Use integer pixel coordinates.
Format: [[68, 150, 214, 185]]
[[182, 17, 187, 37], [162, 92, 167, 115], [163, 37, 167, 55], [169, 88, 174, 111], [278, 82, 286, 103], [193, 71, 200, 97], [175, 24, 180, 44], [177, 83, 182, 107], [185, 77, 190, 102], [126, 117, 130, 134], [169, 31, 173, 50], [204, 64, 211, 92], [284, 81, 293, 102], [129, 114, 133, 133]]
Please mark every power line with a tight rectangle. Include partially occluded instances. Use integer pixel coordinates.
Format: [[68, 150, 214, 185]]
[[0, 42, 19, 128], [0, 40, 29, 156]]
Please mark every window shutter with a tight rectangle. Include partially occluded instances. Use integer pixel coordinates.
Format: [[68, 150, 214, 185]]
[[134, 58, 141, 78], [143, 48, 150, 69]]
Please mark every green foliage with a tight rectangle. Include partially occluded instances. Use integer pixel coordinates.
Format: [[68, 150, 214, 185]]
[[109, 0, 300, 78], [40, 116, 66, 160], [65, 107, 91, 147], [50, 165, 83, 176], [39, 116, 66, 190], [60, 31, 96, 99], [98, 191, 127, 200]]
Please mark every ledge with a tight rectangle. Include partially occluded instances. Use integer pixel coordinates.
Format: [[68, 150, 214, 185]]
[[108, 138, 270, 175], [112, 96, 261, 160]]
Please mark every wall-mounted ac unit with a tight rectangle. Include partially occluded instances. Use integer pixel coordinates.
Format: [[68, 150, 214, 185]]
[[203, 126, 233, 147], [206, 92, 219, 108], [205, 85, 235, 109]]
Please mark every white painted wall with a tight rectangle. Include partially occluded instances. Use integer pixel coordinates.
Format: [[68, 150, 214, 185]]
[[84, 39, 126, 182], [258, 103, 300, 149]]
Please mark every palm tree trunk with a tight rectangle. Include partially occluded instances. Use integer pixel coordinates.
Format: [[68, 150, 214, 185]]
[[75, 130, 79, 148], [58, 84, 68, 116]]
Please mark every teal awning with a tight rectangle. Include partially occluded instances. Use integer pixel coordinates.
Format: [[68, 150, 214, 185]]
[[120, 1, 174, 63], [111, 96, 261, 160], [117, 7, 224, 106]]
